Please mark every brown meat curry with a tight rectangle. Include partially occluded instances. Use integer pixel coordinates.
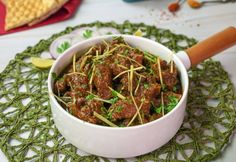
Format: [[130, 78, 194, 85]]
[[54, 37, 182, 127]]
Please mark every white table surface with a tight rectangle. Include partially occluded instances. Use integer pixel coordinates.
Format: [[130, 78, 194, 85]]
[[0, 0, 236, 161]]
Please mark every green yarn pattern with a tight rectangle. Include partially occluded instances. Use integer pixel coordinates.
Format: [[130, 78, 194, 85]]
[[0, 21, 235, 162]]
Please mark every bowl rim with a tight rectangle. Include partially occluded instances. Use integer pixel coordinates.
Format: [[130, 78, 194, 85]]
[[48, 34, 189, 130]]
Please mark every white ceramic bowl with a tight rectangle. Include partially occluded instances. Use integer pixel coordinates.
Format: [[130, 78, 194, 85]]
[[48, 35, 189, 158]]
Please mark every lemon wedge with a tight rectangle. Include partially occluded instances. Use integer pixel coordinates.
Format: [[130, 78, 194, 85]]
[[31, 57, 55, 69], [134, 29, 143, 37]]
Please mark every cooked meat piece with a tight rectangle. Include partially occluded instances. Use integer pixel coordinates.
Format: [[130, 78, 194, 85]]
[[120, 73, 138, 93], [110, 54, 130, 76], [120, 74, 129, 92], [65, 74, 88, 86], [151, 60, 169, 80], [54, 77, 67, 94], [111, 100, 136, 120], [135, 83, 161, 115], [146, 75, 156, 84], [67, 102, 78, 116], [94, 64, 112, 99], [76, 100, 103, 124], [64, 91, 80, 100], [135, 97, 151, 115], [111, 96, 151, 121], [64, 92, 86, 108], [160, 60, 168, 70], [76, 55, 92, 74], [87, 99, 103, 111], [83, 63, 92, 75], [135, 75, 160, 94], [65, 74, 89, 96], [151, 97, 161, 108], [144, 83, 161, 100], [77, 105, 98, 124], [162, 68, 177, 90], [76, 97, 87, 106], [130, 51, 144, 65]]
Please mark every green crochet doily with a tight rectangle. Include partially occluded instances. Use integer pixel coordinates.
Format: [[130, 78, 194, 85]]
[[0, 21, 235, 162]]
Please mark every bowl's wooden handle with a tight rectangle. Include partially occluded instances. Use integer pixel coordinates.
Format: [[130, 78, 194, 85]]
[[185, 26, 236, 66]]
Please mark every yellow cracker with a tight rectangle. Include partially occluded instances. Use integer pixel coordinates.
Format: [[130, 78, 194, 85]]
[[4, 0, 68, 31], [29, 0, 68, 26]]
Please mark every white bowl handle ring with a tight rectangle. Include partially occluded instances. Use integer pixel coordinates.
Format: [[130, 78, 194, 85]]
[[177, 26, 236, 69]]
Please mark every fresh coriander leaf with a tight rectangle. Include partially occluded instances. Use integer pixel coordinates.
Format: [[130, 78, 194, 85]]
[[86, 94, 95, 100], [166, 96, 179, 112], [109, 97, 118, 104], [56, 41, 71, 54], [155, 104, 164, 114], [144, 51, 156, 62], [56, 47, 63, 54], [111, 90, 118, 97], [62, 41, 70, 49], [107, 108, 115, 119], [101, 106, 108, 113], [88, 71, 92, 80], [115, 106, 123, 113], [100, 107, 109, 118], [112, 36, 124, 42], [148, 68, 154, 75], [83, 29, 93, 39], [123, 49, 129, 55], [144, 83, 149, 89], [119, 124, 125, 127], [173, 86, 177, 92]]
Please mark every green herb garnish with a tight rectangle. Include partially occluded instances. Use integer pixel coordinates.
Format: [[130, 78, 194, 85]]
[[83, 29, 93, 39], [154, 96, 179, 114], [166, 96, 179, 112], [115, 106, 123, 113], [109, 97, 118, 104], [144, 51, 156, 62], [155, 104, 164, 114], [109, 87, 126, 100], [107, 108, 114, 119], [149, 68, 154, 75], [123, 49, 129, 55], [173, 86, 177, 92], [56, 41, 71, 54], [86, 94, 95, 100], [144, 83, 149, 89]]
